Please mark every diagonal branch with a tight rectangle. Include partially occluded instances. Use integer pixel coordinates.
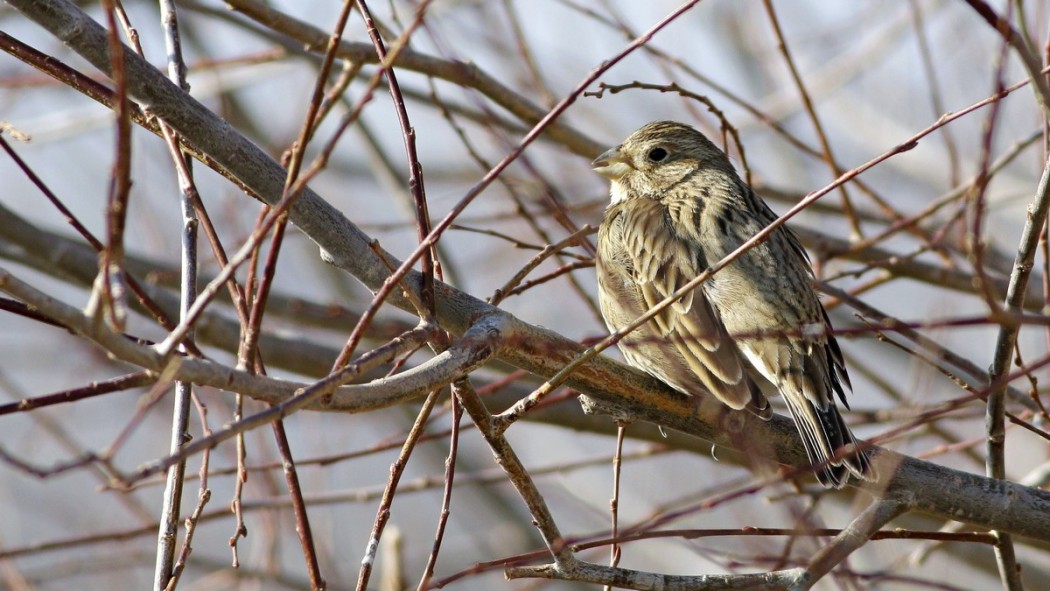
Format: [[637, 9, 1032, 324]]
[[803, 497, 908, 584], [453, 378, 576, 568]]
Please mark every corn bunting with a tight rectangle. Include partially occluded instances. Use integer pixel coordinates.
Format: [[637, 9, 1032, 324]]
[[594, 120, 873, 488]]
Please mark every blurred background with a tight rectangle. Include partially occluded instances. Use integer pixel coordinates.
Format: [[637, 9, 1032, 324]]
[[2, 1, 1049, 589]]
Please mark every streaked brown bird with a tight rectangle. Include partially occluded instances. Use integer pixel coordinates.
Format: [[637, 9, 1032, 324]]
[[593, 120, 873, 488]]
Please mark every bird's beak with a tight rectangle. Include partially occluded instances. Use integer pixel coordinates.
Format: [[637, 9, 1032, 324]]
[[591, 147, 632, 180]]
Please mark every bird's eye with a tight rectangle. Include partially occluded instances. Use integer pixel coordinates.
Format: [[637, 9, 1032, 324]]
[[647, 147, 669, 162]]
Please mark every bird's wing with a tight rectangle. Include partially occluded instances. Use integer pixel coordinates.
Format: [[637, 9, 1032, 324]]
[[620, 200, 757, 411], [737, 338, 828, 408], [737, 336, 870, 484]]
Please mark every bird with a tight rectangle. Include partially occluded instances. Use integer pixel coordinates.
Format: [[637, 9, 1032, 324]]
[[593, 120, 873, 488]]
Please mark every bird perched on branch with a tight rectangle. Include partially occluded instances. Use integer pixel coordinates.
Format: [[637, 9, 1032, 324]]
[[593, 120, 873, 488]]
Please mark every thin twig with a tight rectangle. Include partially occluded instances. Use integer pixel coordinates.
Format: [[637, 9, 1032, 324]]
[[0, 372, 154, 416], [490, 225, 595, 305], [355, 389, 441, 591], [762, 0, 862, 239], [962, 2, 1050, 588], [93, 0, 132, 333], [150, 0, 200, 585], [606, 423, 626, 591], [355, 0, 439, 320], [453, 378, 577, 568]]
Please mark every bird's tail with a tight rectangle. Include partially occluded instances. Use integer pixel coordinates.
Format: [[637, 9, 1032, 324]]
[[783, 396, 874, 488]]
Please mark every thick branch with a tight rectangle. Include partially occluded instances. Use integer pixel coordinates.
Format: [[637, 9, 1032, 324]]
[[804, 498, 908, 583], [506, 559, 807, 590], [0, 267, 494, 416]]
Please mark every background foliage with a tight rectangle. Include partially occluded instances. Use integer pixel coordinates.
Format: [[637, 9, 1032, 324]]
[[2, 1, 1050, 589]]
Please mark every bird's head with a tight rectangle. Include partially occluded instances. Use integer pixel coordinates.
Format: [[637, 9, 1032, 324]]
[[592, 120, 732, 203]]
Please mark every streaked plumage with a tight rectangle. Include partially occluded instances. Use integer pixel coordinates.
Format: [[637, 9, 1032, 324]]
[[593, 120, 873, 488]]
